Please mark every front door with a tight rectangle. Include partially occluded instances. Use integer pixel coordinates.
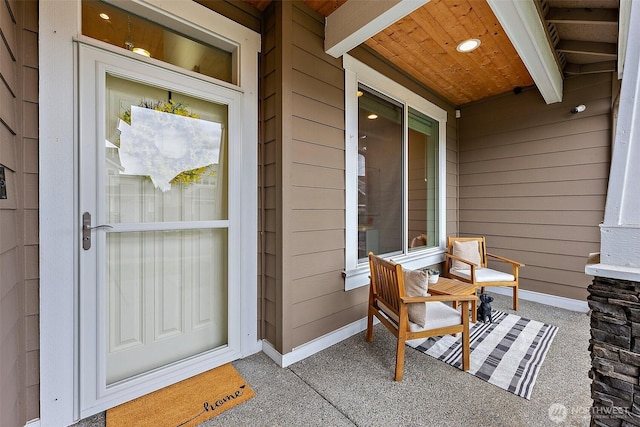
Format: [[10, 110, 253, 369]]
[[78, 43, 243, 413]]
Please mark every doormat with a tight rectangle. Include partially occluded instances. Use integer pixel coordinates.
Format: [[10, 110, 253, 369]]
[[106, 363, 254, 427]]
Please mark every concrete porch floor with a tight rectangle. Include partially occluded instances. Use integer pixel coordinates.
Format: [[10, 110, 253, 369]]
[[75, 293, 592, 426]]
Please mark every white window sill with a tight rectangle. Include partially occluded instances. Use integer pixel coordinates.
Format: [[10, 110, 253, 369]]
[[343, 248, 446, 291]]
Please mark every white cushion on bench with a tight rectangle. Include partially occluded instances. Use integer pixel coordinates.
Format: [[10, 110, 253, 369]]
[[450, 267, 515, 282]]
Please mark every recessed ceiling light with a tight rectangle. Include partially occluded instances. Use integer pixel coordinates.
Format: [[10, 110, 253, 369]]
[[132, 47, 151, 57], [99, 12, 110, 20], [367, 114, 378, 120], [456, 38, 481, 53]]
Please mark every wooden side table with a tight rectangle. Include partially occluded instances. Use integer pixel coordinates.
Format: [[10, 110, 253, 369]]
[[429, 277, 478, 323]]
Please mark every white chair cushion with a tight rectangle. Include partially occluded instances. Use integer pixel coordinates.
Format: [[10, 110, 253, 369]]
[[450, 267, 515, 282], [377, 301, 459, 330], [406, 302, 463, 346]]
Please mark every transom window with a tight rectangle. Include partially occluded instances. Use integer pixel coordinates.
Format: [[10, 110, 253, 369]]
[[343, 55, 446, 290], [82, 0, 235, 83]]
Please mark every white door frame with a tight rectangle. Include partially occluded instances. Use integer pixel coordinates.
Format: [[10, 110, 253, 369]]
[[39, 1, 261, 424]]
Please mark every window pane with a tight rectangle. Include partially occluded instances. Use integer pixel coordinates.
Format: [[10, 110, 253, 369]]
[[82, 0, 233, 83], [408, 107, 439, 251], [357, 86, 403, 261], [105, 74, 228, 223]]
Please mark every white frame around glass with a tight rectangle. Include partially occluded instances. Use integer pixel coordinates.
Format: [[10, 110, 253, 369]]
[[343, 54, 447, 291], [78, 41, 242, 416], [39, 1, 260, 424]]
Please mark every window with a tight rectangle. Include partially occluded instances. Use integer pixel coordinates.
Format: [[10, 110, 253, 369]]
[[344, 55, 446, 290], [82, 0, 235, 83]]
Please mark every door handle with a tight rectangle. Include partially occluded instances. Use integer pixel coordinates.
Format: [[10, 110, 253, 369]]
[[82, 212, 113, 250]]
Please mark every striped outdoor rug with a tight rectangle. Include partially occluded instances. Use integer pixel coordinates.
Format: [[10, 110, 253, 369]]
[[407, 310, 558, 399]]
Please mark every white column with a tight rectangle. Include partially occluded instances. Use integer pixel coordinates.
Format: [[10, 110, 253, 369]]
[[586, 0, 640, 280]]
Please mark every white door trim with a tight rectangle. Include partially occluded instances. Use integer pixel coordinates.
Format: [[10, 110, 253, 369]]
[[39, 1, 260, 425]]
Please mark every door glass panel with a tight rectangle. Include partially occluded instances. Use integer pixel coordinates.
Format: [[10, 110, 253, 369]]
[[103, 74, 229, 385], [105, 74, 228, 223], [106, 229, 228, 384]]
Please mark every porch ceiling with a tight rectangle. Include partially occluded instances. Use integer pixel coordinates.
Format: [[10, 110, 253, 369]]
[[244, 0, 621, 106]]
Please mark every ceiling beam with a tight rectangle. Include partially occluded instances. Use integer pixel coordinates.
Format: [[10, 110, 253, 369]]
[[487, 0, 563, 104], [619, 0, 632, 78], [556, 40, 617, 58], [324, 0, 430, 58], [564, 61, 617, 75], [546, 7, 618, 25]]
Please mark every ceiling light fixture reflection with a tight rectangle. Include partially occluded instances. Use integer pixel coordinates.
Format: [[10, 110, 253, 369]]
[[357, 90, 363, 97], [132, 47, 151, 57], [367, 113, 378, 120], [99, 12, 110, 20], [456, 38, 481, 53]]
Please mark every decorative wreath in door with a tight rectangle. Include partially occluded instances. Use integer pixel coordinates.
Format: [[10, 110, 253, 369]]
[[118, 99, 216, 187]]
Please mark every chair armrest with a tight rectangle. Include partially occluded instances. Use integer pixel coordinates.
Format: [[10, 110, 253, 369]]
[[402, 294, 478, 304], [486, 253, 525, 267], [444, 252, 480, 267]]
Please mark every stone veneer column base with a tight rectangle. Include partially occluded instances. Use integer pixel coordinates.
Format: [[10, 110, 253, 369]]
[[589, 276, 640, 426]]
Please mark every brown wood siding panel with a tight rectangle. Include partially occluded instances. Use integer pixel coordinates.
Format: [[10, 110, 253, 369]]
[[460, 128, 610, 163], [462, 114, 610, 152], [461, 146, 609, 175], [292, 271, 345, 303], [1, 79, 17, 133], [460, 209, 604, 227], [292, 69, 343, 110], [290, 209, 344, 232], [459, 179, 608, 199], [290, 229, 344, 255], [291, 116, 344, 150], [260, 3, 278, 347], [460, 162, 610, 186], [0, 2, 16, 59], [0, 125, 16, 170], [1, 32, 17, 96], [291, 140, 344, 171], [290, 186, 343, 210], [460, 194, 606, 211], [0, 0, 38, 423], [290, 248, 343, 282], [458, 73, 611, 302], [291, 162, 343, 189], [292, 92, 343, 129], [292, 301, 367, 348], [292, 46, 344, 92], [292, 286, 367, 327], [195, 0, 262, 33]]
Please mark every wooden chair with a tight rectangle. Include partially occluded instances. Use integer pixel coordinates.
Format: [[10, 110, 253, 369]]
[[366, 252, 477, 381], [444, 236, 524, 311], [410, 233, 428, 248]]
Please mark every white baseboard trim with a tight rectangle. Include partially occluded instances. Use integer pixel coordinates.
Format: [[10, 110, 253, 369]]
[[260, 288, 587, 369], [25, 419, 40, 427], [262, 317, 373, 368], [486, 287, 589, 313]]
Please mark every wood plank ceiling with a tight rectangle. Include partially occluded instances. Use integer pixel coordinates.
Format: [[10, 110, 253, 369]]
[[245, 0, 620, 106]]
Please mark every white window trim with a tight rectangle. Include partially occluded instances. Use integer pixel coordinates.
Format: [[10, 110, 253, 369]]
[[342, 54, 447, 291]]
